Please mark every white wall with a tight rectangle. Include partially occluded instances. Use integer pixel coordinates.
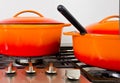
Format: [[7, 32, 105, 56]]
[[0, 0, 119, 44]]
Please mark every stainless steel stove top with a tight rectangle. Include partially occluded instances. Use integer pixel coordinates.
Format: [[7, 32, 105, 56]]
[[0, 46, 120, 83], [0, 68, 81, 83]]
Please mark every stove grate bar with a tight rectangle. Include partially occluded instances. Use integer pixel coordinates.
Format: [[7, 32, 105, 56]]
[[70, 61, 120, 83]]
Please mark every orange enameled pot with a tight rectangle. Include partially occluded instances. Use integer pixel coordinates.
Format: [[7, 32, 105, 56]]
[[0, 10, 71, 57], [64, 32, 120, 71], [58, 5, 120, 71], [64, 15, 120, 71]]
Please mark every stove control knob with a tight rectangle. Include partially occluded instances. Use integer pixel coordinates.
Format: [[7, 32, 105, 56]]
[[65, 69, 80, 80]]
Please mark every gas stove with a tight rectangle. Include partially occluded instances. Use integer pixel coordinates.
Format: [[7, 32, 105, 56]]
[[0, 45, 120, 83]]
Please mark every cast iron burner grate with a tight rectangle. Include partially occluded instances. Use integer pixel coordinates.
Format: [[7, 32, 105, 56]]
[[72, 61, 120, 83], [0, 46, 78, 69]]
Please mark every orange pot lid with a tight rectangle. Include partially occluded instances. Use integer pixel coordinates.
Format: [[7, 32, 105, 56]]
[[86, 15, 120, 35], [0, 10, 63, 24]]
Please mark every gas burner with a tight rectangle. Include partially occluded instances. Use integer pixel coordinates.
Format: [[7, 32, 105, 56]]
[[14, 59, 43, 66]]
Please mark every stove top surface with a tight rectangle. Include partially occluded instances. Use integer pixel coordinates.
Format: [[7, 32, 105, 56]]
[[0, 68, 81, 83], [0, 46, 120, 83]]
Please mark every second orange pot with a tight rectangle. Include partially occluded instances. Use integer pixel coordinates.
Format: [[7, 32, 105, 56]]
[[64, 32, 120, 71]]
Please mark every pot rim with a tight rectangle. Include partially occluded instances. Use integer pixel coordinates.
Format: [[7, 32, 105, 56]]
[[63, 31, 120, 39]]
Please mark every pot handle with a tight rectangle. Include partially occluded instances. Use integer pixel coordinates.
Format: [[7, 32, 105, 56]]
[[63, 23, 71, 27], [99, 15, 120, 23], [63, 31, 80, 35], [13, 10, 44, 17]]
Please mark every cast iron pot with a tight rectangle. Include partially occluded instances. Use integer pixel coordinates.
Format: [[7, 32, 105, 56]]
[[0, 10, 70, 57], [58, 5, 120, 71], [64, 31, 120, 71]]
